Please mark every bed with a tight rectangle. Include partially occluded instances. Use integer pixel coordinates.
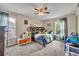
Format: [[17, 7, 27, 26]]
[[65, 43, 79, 56], [34, 34, 53, 45]]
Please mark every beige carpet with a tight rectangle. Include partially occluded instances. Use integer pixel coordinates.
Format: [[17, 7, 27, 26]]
[[30, 40, 65, 56], [5, 40, 65, 56]]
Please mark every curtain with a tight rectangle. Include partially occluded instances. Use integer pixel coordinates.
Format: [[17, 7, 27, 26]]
[[60, 18, 68, 39]]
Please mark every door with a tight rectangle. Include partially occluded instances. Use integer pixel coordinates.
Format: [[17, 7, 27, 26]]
[[0, 26, 5, 56]]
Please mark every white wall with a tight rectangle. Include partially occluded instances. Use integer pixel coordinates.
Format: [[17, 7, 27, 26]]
[[15, 14, 44, 36], [43, 18, 59, 32], [67, 14, 77, 34], [76, 7, 79, 34]]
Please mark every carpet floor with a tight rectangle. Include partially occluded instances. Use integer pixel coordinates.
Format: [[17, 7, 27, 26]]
[[5, 40, 65, 56]]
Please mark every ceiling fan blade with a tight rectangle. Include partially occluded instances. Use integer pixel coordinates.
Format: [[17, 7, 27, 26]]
[[34, 8, 39, 11], [34, 12, 39, 14], [44, 12, 50, 14], [44, 6, 48, 10]]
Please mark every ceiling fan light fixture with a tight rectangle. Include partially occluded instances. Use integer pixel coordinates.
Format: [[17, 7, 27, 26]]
[[37, 12, 45, 15], [34, 5, 50, 16]]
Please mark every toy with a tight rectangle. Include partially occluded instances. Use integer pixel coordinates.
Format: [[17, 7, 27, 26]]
[[65, 32, 79, 56], [17, 32, 32, 45], [66, 32, 79, 45]]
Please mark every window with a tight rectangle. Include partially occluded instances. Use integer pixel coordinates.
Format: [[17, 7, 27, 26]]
[[55, 20, 60, 34]]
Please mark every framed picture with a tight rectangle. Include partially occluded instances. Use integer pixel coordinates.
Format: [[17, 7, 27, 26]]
[[24, 20, 28, 25], [47, 23, 51, 26]]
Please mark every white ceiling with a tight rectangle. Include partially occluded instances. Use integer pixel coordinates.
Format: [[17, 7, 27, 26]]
[[0, 3, 78, 20]]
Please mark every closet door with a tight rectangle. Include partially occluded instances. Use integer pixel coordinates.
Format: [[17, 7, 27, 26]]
[[0, 26, 5, 56], [7, 17, 16, 46], [0, 11, 9, 56]]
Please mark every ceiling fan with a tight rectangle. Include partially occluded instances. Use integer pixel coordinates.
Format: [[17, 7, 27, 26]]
[[34, 5, 50, 15]]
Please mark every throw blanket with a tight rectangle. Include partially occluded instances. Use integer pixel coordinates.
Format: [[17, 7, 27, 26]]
[[37, 35, 47, 47], [35, 34, 54, 47]]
